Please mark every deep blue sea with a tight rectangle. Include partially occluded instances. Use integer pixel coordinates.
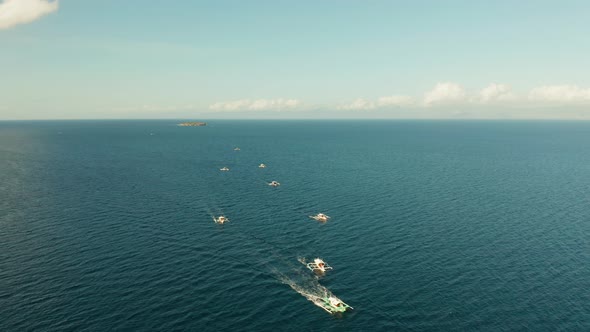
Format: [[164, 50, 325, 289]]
[[1, 120, 590, 331]]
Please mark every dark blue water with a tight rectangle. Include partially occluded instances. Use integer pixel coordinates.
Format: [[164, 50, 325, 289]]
[[1, 120, 590, 331]]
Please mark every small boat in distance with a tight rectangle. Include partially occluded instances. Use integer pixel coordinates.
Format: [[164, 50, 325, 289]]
[[318, 294, 353, 314], [258, 163, 266, 168], [213, 215, 229, 224], [268, 180, 280, 187], [306, 258, 333, 273], [220, 167, 230, 171], [234, 147, 240, 151], [310, 213, 330, 222]]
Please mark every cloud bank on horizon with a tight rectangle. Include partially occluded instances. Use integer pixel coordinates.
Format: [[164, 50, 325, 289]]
[[0, 0, 58, 30], [209, 99, 302, 111], [328, 82, 590, 110], [209, 83, 590, 112]]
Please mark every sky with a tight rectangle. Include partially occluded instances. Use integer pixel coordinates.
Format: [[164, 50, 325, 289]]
[[1, 0, 590, 120]]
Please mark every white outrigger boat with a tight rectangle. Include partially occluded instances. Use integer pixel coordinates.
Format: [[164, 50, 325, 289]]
[[220, 167, 230, 171], [316, 293, 353, 314], [213, 215, 229, 224], [258, 163, 266, 168], [306, 258, 333, 273], [268, 180, 280, 187], [310, 213, 330, 222], [234, 147, 240, 151]]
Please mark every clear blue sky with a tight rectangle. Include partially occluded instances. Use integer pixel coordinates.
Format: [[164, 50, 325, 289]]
[[1, 0, 590, 119]]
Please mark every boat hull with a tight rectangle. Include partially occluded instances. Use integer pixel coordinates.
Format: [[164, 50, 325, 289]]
[[319, 297, 351, 314]]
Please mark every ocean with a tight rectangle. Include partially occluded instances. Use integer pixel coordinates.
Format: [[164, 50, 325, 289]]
[[1, 120, 589, 331]]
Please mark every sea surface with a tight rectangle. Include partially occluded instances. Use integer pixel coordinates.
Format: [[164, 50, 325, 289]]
[[1, 120, 590, 331]]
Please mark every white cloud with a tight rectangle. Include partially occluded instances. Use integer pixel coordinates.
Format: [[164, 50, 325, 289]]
[[340, 83, 517, 110], [337, 98, 376, 110], [377, 95, 414, 107], [338, 95, 414, 110], [528, 85, 590, 103], [423, 82, 466, 106], [478, 83, 515, 103], [0, 0, 58, 30], [209, 98, 302, 111]]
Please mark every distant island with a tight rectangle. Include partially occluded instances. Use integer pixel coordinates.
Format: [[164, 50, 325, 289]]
[[177, 122, 207, 127]]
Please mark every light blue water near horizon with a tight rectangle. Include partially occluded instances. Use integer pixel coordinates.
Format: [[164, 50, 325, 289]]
[[1, 120, 590, 331]]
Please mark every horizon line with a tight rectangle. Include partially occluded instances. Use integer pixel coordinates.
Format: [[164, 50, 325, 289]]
[[3, 117, 590, 122]]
